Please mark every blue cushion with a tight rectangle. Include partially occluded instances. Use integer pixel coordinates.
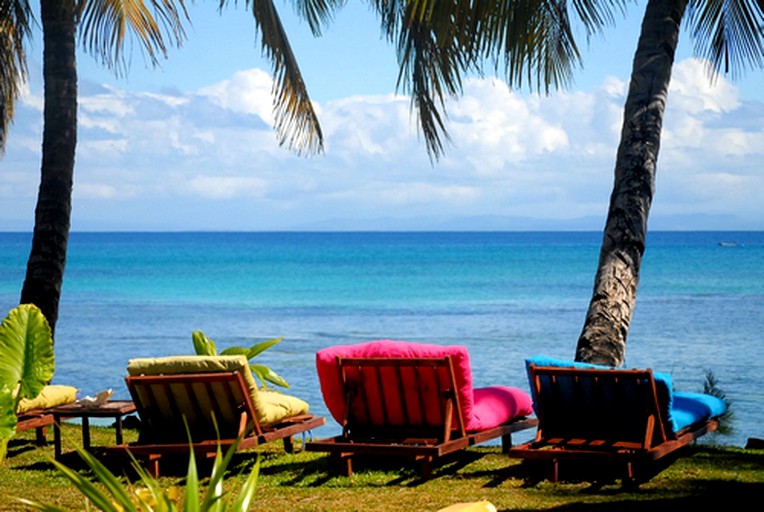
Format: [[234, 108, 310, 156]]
[[671, 391, 727, 431], [525, 355, 677, 431]]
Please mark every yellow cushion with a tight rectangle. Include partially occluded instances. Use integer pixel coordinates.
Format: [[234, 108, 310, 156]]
[[126, 355, 308, 425], [17, 385, 77, 413], [258, 391, 309, 424]]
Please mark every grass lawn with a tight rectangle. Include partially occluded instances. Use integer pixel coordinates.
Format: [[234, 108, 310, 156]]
[[1, 424, 762, 511]]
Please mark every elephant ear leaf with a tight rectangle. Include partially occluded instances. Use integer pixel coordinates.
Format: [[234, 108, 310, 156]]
[[0, 304, 55, 406], [192, 330, 217, 356]]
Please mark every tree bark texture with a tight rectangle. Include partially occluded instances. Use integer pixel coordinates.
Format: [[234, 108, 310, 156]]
[[575, 0, 687, 366], [19, 0, 77, 337]]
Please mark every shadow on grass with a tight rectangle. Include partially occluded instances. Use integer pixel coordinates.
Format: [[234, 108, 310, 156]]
[[5, 438, 44, 459], [525, 480, 764, 511], [252, 448, 492, 487]]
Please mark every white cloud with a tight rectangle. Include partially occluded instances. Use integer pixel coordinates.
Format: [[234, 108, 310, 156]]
[[669, 58, 740, 113], [197, 68, 275, 122], [75, 183, 119, 199], [1, 57, 762, 230], [185, 176, 269, 199]]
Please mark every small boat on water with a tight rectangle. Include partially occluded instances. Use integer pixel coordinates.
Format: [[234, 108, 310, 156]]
[[718, 241, 737, 247]]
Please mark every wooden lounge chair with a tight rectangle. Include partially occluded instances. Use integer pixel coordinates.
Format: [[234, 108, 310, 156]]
[[104, 355, 325, 476], [507, 355, 728, 485], [306, 340, 538, 478]]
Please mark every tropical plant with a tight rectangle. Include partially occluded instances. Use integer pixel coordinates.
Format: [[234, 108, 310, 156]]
[[1, 0, 331, 337], [0, 303, 55, 462], [703, 369, 734, 435], [192, 330, 290, 389], [18, 435, 260, 511], [356, 0, 764, 365]]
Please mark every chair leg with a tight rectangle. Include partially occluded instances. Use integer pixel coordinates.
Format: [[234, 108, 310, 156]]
[[147, 454, 162, 478], [334, 453, 353, 477], [549, 459, 560, 483], [35, 426, 47, 446], [501, 433, 512, 453], [419, 456, 434, 480]]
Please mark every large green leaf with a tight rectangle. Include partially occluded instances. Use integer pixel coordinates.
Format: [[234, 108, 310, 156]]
[[0, 304, 55, 460], [0, 304, 55, 404]]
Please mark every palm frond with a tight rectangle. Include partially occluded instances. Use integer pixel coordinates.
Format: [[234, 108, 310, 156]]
[[0, 0, 33, 152], [224, 0, 323, 155], [687, 0, 764, 79], [76, 0, 189, 76], [291, 0, 346, 36]]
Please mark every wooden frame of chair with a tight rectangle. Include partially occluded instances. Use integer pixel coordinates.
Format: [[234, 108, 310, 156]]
[[508, 364, 721, 484], [105, 370, 325, 477], [16, 409, 55, 445], [306, 356, 537, 479]]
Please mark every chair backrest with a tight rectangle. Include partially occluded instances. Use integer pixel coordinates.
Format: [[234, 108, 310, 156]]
[[337, 356, 467, 442], [528, 364, 670, 450], [316, 340, 477, 429], [126, 355, 263, 443], [127, 371, 260, 443]]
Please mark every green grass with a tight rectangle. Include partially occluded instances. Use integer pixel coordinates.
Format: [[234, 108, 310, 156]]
[[2, 424, 762, 511]]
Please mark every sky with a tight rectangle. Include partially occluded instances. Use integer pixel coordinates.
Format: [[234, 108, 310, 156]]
[[1, 2, 763, 231]]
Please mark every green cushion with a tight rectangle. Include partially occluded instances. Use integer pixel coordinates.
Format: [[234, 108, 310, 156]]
[[127, 355, 307, 425], [17, 385, 77, 414]]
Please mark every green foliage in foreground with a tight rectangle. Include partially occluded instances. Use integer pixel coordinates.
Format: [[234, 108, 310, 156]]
[[18, 439, 259, 512], [1, 424, 762, 511], [0, 304, 56, 462]]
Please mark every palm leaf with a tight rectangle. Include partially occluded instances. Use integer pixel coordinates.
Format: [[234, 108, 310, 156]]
[[219, 347, 250, 357], [246, 338, 283, 359], [192, 330, 218, 356], [221, 0, 324, 155], [0, 0, 33, 153], [77, 0, 189, 75], [687, 0, 764, 78], [250, 363, 290, 389]]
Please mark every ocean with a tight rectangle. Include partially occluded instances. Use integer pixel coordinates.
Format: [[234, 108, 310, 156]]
[[1, 231, 761, 448]]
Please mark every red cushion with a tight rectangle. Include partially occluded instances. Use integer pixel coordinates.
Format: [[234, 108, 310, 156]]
[[315, 339, 533, 431]]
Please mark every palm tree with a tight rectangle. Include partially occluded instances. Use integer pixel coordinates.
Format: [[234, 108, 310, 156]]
[[366, 0, 763, 366], [2, 0, 329, 336]]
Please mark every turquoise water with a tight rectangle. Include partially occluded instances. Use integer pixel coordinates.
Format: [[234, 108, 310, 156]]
[[1, 231, 761, 447]]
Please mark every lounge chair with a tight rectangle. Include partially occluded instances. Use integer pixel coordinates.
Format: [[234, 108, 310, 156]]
[[15, 385, 77, 445], [105, 355, 325, 476], [507, 355, 728, 485], [306, 340, 538, 478]]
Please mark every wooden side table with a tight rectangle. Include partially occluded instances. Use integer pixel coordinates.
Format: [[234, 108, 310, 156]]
[[51, 400, 137, 460]]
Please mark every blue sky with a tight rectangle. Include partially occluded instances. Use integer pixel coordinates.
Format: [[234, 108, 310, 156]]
[[1, 2, 762, 231]]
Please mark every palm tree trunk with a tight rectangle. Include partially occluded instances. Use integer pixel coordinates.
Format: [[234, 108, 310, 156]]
[[19, 0, 77, 337], [575, 0, 688, 366]]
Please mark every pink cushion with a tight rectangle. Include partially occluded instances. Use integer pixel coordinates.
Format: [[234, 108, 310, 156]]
[[472, 386, 534, 429], [315, 339, 533, 431]]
